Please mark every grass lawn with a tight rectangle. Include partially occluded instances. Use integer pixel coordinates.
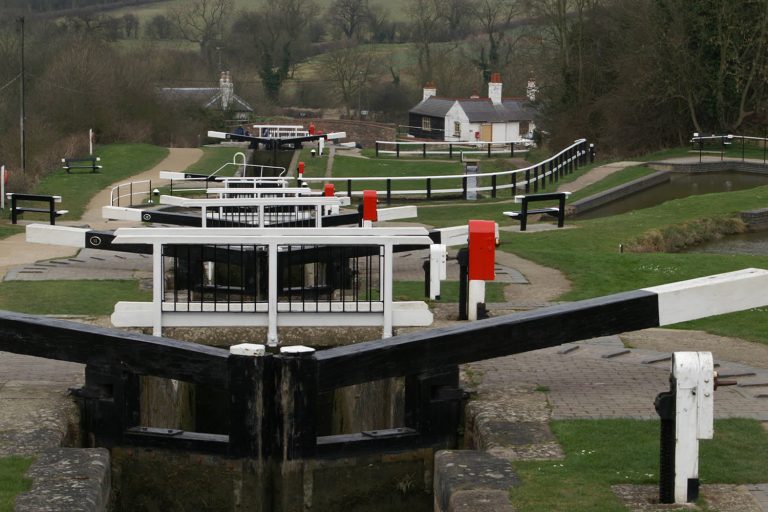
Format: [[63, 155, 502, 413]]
[[510, 418, 768, 511], [0, 225, 23, 239], [186, 146, 245, 176], [33, 144, 168, 220], [0, 456, 32, 512], [0, 280, 151, 316]]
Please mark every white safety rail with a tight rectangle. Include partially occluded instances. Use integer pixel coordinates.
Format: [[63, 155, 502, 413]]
[[301, 138, 589, 198], [251, 125, 308, 138], [158, 195, 351, 227], [109, 152, 288, 207], [108, 227, 438, 345], [375, 139, 534, 158]]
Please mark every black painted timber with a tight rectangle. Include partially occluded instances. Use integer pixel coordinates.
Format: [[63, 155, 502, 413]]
[[123, 428, 230, 454], [0, 310, 229, 387], [314, 290, 660, 391]]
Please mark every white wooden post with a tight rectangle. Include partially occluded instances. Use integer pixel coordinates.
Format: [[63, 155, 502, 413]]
[[672, 351, 714, 503], [268, 242, 278, 346], [1, 165, 5, 211], [467, 280, 485, 321], [89, 128, 93, 155], [383, 243, 393, 338], [429, 244, 446, 300], [152, 242, 163, 337], [201, 205, 209, 228]]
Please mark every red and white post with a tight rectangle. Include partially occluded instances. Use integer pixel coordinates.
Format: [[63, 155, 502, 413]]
[[467, 220, 496, 321]]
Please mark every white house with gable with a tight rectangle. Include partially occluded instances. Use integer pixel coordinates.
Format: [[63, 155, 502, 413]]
[[408, 73, 537, 143]]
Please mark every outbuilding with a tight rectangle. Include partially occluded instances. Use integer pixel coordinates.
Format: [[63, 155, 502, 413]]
[[408, 73, 537, 143]]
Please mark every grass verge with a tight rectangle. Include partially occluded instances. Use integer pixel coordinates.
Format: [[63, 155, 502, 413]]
[[33, 144, 168, 219], [185, 146, 245, 176], [0, 456, 33, 511], [510, 418, 768, 512], [0, 280, 151, 316]]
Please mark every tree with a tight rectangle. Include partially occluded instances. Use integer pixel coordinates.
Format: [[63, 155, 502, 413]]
[[407, 0, 446, 84], [229, 0, 316, 102], [323, 43, 375, 117], [168, 0, 233, 64], [470, 0, 523, 78], [328, 0, 369, 40]]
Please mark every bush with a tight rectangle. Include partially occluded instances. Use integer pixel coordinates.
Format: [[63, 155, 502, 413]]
[[626, 217, 748, 253]]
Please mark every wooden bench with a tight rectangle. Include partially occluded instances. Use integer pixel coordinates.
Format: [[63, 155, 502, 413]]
[[6, 193, 68, 225], [503, 192, 570, 231], [62, 156, 101, 174]]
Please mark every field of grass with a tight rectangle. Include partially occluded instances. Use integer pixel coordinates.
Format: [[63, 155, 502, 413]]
[[33, 144, 168, 220], [510, 418, 768, 511], [0, 456, 32, 511], [186, 146, 245, 176], [0, 280, 151, 316]]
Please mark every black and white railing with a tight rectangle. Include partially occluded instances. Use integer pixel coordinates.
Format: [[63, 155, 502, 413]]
[[375, 139, 534, 159], [302, 139, 593, 202], [690, 133, 768, 164]]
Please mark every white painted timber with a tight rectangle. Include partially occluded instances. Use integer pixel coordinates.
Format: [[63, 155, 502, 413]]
[[642, 268, 768, 325], [101, 206, 143, 222], [429, 244, 447, 299], [230, 343, 266, 356], [111, 301, 432, 328], [26, 224, 87, 247], [163, 196, 346, 208], [434, 225, 469, 247], [376, 206, 418, 221], [672, 351, 715, 503], [159, 171, 189, 180], [208, 131, 228, 139], [468, 280, 486, 321], [280, 345, 315, 354]]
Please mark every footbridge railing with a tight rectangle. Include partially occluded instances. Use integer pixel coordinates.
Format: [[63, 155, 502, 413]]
[[690, 133, 768, 163], [0, 268, 765, 461]]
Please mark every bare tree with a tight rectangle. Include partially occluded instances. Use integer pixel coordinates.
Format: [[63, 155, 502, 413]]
[[408, 0, 446, 84], [328, 0, 369, 40], [168, 0, 233, 62], [323, 43, 375, 117], [470, 0, 523, 78]]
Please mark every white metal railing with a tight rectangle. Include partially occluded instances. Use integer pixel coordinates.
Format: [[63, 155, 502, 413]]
[[110, 152, 289, 206], [690, 133, 768, 164], [302, 139, 593, 200], [375, 139, 534, 159]]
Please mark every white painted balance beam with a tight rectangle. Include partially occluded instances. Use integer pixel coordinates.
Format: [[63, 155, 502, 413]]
[[158, 195, 350, 208], [375, 206, 418, 222], [642, 268, 768, 324], [26, 224, 89, 247]]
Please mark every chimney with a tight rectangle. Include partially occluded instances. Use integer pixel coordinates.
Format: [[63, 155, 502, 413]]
[[527, 75, 538, 102], [488, 72, 502, 105], [423, 81, 437, 101], [220, 71, 234, 110]]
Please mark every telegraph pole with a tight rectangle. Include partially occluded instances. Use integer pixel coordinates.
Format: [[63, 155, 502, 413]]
[[18, 16, 26, 174]]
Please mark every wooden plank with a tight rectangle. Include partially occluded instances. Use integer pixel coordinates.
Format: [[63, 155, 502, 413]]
[[315, 290, 660, 391], [0, 310, 229, 387]]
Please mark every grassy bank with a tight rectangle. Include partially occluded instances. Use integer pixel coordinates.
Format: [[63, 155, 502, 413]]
[[510, 418, 768, 511], [0, 281, 151, 316], [33, 144, 168, 219], [0, 457, 32, 511]]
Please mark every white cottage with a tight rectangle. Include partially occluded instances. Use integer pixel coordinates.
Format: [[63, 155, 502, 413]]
[[408, 73, 536, 143]]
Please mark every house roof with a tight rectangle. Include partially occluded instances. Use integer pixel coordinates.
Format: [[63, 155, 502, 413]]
[[159, 87, 255, 113], [410, 96, 535, 123]]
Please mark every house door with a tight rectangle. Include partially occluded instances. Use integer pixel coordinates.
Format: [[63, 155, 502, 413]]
[[480, 124, 493, 142]]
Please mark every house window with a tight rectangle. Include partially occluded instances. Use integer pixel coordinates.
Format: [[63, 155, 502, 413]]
[[454, 121, 461, 137], [422, 117, 432, 131], [519, 121, 530, 136]]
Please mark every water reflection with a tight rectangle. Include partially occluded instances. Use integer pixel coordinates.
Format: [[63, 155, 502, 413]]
[[576, 171, 768, 220]]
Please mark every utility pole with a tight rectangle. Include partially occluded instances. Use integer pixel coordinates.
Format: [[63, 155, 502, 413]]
[[18, 16, 26, 174]]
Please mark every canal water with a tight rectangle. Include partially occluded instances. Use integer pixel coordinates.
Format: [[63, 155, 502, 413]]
[[576, 171, 768, 220], [688, 230, 768, 256]]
